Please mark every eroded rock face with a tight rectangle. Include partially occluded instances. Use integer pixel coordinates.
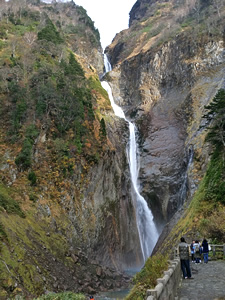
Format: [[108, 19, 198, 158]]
[[106, 36, 225, 229], [129, 0, 160, 26], [81, 119, 144, 269], [49, 113, 144, 270]]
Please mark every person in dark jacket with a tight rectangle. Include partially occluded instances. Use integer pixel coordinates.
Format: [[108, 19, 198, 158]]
[[178, 237, 193, 279], [202, 238, 209, 263]]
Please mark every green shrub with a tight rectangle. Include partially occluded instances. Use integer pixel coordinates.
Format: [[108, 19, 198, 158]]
[[15, 138, 33, 170], [0, 186, 25, 218], [204, 149, 225, 204], [53, 138, 69, 156], [29, 193, 38, 203], [15, 125, 39, 170], [8, 81, 28, 132], [0, 40, 6, 51], [100, 118, 107, 139], [125, 253, 169, 300], [0, 222, 7, 241], [25, 124, 39, 141], [204, 209, 225, 242], [204, 89, 225, 148], [36, 292, 86, 300], [12, 101, 27, 132], [38, 19, 64, 44], [28, 171, 37, 185], [88, 76, 109, 99], [203, 89, 225, 204], [64, 52, 85, 78]]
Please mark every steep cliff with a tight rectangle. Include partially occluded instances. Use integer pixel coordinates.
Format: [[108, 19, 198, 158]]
[[0, 0, 224, 298], [0, 1, 138, 298], [106, 0, 225, 228]]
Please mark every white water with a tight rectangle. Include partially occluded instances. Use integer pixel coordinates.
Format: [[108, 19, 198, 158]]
[[101, 57, 158, 262], [179, 147, 194, 207]]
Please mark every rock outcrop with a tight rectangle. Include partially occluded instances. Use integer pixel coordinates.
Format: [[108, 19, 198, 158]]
[[0, 1, 141, 298], [0, 0, 225, 298], [106, 0, 225, 229]]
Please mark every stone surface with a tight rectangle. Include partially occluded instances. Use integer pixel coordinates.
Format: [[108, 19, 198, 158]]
[[108, 30, 225, 230], [176, 260, 225, 300]]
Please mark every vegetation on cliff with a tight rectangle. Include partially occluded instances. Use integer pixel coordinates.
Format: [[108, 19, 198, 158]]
[[125, 87, 225, 299], [36, 292, 86, 300], [107, 0, 225, 65], [0, 0, 224, 298], [0, 1, 125, 298], [125, 253, 169, 300], [172, 89, 225, 243], [116, 0, 225, 298]]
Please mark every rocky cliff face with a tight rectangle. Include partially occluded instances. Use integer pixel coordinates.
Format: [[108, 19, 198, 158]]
[[0, 0, 224, 298], [0, 1, 141, 298], [106, 0, 225, 228]]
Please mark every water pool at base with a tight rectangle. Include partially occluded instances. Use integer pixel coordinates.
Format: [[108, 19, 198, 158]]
[[95, 289, 130, 300]]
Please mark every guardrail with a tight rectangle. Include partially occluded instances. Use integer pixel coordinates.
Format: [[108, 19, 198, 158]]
[[209, 244, 225, 259], [173, 244, 225, 260], [146, 258, 181, 300]]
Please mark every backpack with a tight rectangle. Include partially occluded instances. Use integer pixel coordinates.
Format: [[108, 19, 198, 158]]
[[195, 243, 200, 253]]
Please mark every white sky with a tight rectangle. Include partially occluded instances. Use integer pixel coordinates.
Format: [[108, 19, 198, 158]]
[[74, 0, 136, 49], [41, 0, 137, 50]]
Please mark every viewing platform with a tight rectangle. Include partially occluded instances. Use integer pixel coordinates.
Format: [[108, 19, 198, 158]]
[[146, 244, 225, 300], [176, 259, 225, 300]]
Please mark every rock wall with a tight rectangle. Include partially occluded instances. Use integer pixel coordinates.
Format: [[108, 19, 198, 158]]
[[106, 34, 225, 228], [76, 116, 143, 269]]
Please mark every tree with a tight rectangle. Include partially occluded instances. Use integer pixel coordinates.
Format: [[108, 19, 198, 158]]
[[100, 118, 107, 141], [38, 18, 64, 45], [203, 89, 225, 149], [64, 52, 85, 78]]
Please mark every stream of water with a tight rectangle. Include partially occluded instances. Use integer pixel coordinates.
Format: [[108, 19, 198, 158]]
[[101, 56, 159, 263]]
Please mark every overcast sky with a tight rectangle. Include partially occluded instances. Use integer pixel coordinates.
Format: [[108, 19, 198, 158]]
[[42, 0, 137, 50], [74, 0, 136, 49]]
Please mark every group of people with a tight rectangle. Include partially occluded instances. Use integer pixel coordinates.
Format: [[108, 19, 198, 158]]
[[178, 237, 210, 279], [190, 239, 209, 264]]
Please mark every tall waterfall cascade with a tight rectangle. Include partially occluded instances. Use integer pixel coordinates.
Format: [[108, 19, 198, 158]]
[[178, 147, 194, 208], [101, 56, 159, 262]]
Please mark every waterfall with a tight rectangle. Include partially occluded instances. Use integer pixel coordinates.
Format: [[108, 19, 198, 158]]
[[178, 147, 194, 207], [101, 55, 158, 262]]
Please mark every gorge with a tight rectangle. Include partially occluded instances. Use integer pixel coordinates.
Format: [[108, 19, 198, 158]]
[[0, 0, 224, 299]]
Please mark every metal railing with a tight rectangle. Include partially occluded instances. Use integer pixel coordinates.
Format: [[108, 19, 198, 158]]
[[210, 244, 225, 259], [174, 244, 225, 260], [146, 244, 225, 300]]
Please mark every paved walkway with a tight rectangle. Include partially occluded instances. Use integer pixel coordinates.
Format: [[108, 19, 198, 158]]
[[176, 260, 225, 300]]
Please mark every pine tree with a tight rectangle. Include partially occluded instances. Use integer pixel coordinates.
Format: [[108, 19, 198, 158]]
[[204, 89, 225, 149]]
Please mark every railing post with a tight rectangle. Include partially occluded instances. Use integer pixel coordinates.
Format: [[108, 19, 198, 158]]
[[146, 289, 157, 299], [223, 244, 225, 258], [174, 247, 178, 259], [213, 245, 216, 257]]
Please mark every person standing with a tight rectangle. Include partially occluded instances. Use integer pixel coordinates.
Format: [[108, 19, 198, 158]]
[[190, 240, 195, 262], [193, 240, 201, 263], [178, 237, 193, 279], [202, 238, 209, 263]]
